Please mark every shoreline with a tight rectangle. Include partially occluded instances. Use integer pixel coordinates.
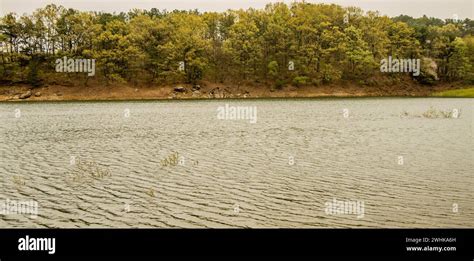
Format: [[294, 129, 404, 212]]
[[1, 83, 472, 102]]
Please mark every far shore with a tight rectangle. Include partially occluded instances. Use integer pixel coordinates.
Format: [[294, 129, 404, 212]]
[[0, 83, 473, 102]]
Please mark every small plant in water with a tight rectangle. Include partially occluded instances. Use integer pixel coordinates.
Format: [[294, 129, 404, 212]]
[[422, 107, 461, 119], [401, 107, 461, 119], [160, 152, 180, 167], [13, 176, 26, 187], [70, 159, 112, 183], [146, 188, 156, 197]]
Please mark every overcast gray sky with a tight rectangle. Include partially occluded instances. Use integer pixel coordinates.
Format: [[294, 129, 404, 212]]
[[1, 0, 472, 19]]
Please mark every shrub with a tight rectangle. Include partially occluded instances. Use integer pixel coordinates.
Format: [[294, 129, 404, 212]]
[[274, 79, 285, 90], [293, 76, 310, 87]]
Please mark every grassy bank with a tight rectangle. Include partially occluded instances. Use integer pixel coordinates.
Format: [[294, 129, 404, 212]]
[[432, 88, 474, 98]]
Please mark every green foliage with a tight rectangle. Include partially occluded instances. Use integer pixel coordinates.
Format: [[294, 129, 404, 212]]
[[27, 58, 41, 87], [320, 64, 343, 83], [432, 88, 474, 97], [0, 2, 472, 87], [268, 61, 279, 79], [274, 79, 285, 90], [447, 37, 471, 81], [463, 36, 474, 83], [293, 76, 309, 87]]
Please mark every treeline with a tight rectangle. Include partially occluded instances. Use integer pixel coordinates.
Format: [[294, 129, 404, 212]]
[[0, 3, 473, 88]]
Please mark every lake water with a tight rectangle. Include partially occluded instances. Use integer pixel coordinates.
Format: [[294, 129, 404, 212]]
[[0, 98, 472, 228]]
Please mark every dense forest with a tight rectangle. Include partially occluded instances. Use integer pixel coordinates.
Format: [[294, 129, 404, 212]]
[[0, 2, 473, 89]]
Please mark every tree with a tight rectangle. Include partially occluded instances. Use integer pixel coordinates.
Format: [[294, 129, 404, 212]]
[[343, 26, 375, 79], [223, 11, 261, 83], [447, 37, 471, 81]]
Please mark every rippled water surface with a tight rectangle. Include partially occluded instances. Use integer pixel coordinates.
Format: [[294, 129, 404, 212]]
[[0, 98, 473, 228]]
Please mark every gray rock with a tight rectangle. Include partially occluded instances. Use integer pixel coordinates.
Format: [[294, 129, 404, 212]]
[[192, 90, 201, 97], [19, 90, 32, 99], [34, 92, 41, 97]]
